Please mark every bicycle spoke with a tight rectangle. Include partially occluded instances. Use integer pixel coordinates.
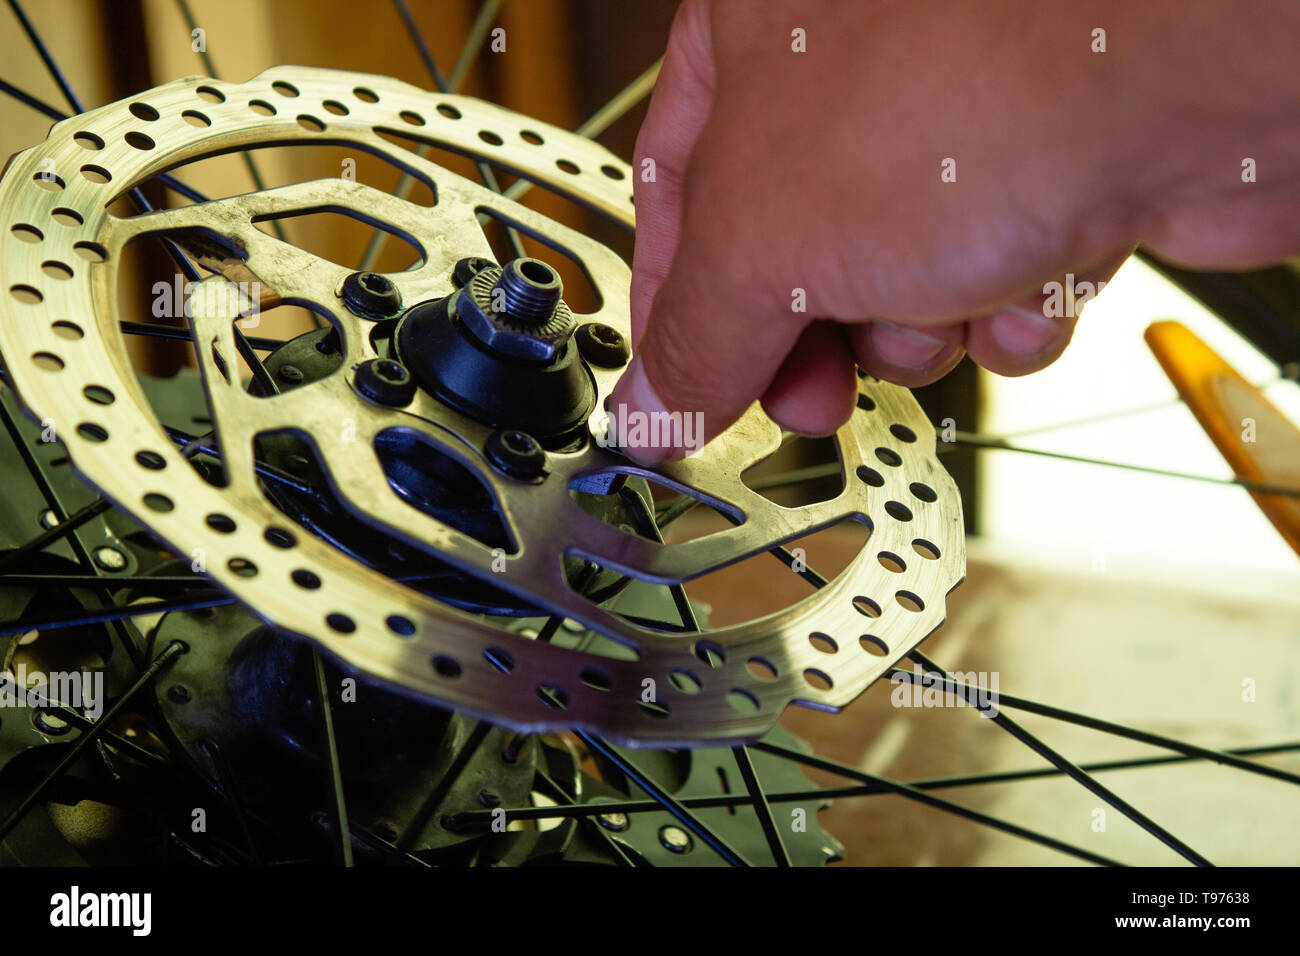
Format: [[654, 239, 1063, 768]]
[[908, 649, 1213, 866], [395, 719, 492, 853], [0, 498, 113, 573], [120, 320, 285, 353], [888, 667, 1300, 788], [731, 744, 791, 866], [311, 648, 353, 866], [197, 737, 263, 865], [0, 592, 232, 637], [751, 740, 1123, 866], [0, 641, 186, 844], [370, 0, 524, 269], [7, 0, 84, 113], [575, 730, 751, 867], [174, 0, 290, 247], [446, 739, 1300, 830], [945, 430, 1300, 498]]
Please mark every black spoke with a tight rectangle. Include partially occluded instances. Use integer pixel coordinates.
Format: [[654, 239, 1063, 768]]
[[750, 740, 1123, 866], [445, 738, 1300, 828], [395, 719, 492, 853], [0, 396, 145, 670], [887, 667, 1300, 788], [0, 641, 186, 844], [120, 320, 285, 353], [731, 744, 791, 866], [311, 648, 353, 866], [382, 0, 526, 263], [0, 497, 113, 573], [575, 731, 751, 867], [908, 649, 1212, 867], [944, 430, 1300, 498], [7, 0, 84, 112], [0, 591, 232, 637]]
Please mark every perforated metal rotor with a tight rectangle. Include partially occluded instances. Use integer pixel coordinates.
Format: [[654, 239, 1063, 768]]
[[0, 66, 965, 746]]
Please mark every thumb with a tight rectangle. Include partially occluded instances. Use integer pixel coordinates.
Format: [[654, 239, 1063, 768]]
[[611, 137, 808, 464]]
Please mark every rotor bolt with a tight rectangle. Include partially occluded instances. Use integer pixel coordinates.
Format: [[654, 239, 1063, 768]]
[[278, 364, 305, 384], [340, 271, 403, 319], [452, 256, 496, 288], [658, 824, 693, 854], [93, 545, 127, 572], [597, 812, 629, 832], [37, 509, 58, 530], [484, 429, 547, 480], [354, 358, 416, 407], [575, 323, 630, 368]]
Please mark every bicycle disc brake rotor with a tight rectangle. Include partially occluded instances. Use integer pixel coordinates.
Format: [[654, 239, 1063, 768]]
[[0, 67, 964, 746]]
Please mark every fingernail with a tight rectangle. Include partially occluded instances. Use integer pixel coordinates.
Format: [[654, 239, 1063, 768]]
[[869, 321, 947, 368], [607, 356, 674, 466], [993, 306, 1060, 355]]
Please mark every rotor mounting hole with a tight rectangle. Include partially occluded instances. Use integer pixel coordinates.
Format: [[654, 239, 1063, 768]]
[[726, 689, 760, 714], [669, 669, 701, 694], [536, 682, 567, 708], [859, 634, 889, 656], [803, 668, 833, 691], [852, 596, 881, 618], [327, 612, 356, 634], [911, 538, 941, 560], [228, 557, 258, 577], [205, 513, 237, 533], [896, 591, 926, 612], [143, 493, 174, 512], [809, 632, 839, 654], [483, 647, 514, 673], [291, 568, 321, 590], [884, 500, 913, 522], [82, 384, 115, 405], [386, 615, 416, 637], [693, 640, 725, 669], [878, 551, 907, 573]]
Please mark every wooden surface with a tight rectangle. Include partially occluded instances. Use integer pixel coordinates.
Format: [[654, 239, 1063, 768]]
[[672, 515, 1300, 865]]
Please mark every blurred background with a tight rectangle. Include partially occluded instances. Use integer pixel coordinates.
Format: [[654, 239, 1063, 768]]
[[2, 0, 1298, 864]]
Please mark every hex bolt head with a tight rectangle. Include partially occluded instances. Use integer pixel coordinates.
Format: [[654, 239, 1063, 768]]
[[354, 358, 416, 407], [597, 812, 629, 832], [278, 363, 305, 384], [340, 271, 402, 319], [93, 545, 127, 571], [452, 256, 496, 288], [485, 429, 546, 480], [575, 323, 630, 367]]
